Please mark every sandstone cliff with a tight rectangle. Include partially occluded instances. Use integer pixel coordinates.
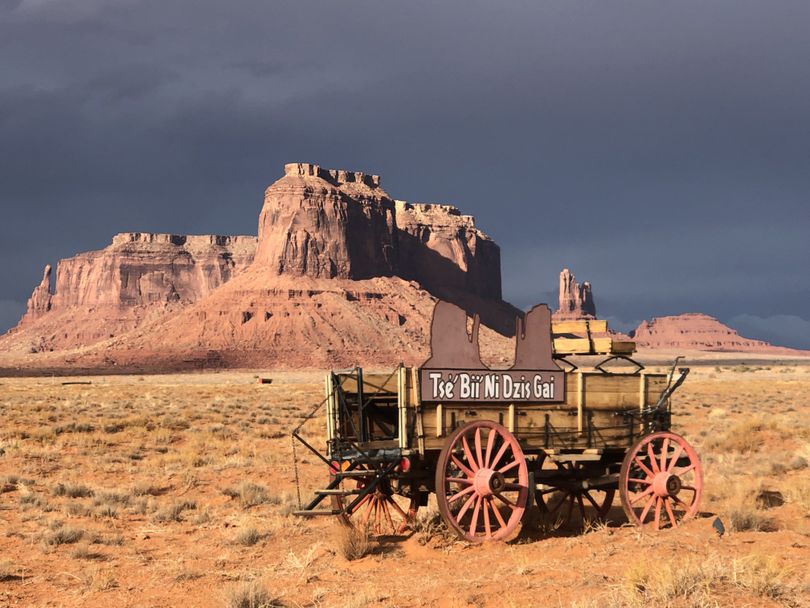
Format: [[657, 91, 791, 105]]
[[8, 233, 256, 352], [395, 201, 501, 300], [255, 163, 396, 279], [1, 163, 514, 369], [20, 265, 53, 326]]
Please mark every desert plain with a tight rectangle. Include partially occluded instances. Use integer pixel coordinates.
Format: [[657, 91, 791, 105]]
[[0, 356, 808, 608]]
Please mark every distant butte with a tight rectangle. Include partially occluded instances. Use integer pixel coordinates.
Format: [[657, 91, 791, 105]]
[[631, 313, 799, 354]]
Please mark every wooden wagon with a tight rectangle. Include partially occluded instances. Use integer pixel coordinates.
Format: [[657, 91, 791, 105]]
[[292, 301, 703, 542]]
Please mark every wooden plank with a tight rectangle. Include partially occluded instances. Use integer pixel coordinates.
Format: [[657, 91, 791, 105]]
[[337, 373, 399, 394], [576, 372, 584, 432], [552, 319, 608, 334], [552, 336, 636, 355]]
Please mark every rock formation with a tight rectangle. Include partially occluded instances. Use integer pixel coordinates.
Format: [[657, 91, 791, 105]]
[[394, 201, 501, 300], [555, 268, 596, 319], [631, 313, 789, 352], [6, 233, 256, 351], [255, 163, 397, 279], [5, 162, 801, 372], [20, 264, 53, 326], [0, 163, 515, 370], [255, 163, 502, 299]]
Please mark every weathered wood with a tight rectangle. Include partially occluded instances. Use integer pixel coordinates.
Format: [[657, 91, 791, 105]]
[[552, 336, 636, 356], [552, 319, 608, 334]]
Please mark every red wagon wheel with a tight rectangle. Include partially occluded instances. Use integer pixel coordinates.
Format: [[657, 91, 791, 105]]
[[619, 431, 703, 530], [330, 463, 419, 537], [536, 457, 615, 530], [435, 421, 529, 543]]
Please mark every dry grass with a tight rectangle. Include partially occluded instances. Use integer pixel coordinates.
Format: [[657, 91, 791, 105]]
[[151, 500, 197, 523], [52, 482, 94, 498], [0, 367, 807, 607], [223, 482, 272, 509], [223, 580, 281, 608], [619, 550, 796, 606], [336, 525, 372, 561], [233, 526, 265, 547], [42, 525, 85, 547]]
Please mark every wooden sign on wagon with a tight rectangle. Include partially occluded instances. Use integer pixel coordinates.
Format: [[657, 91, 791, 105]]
[[419, 302, 565, 403]]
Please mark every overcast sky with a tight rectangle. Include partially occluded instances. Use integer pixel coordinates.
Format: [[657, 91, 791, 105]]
[[1, 0, 808, 347]]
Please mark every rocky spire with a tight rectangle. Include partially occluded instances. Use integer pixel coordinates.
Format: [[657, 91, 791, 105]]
[[21, 264, 53, 325], [556, 268, 596, 319]]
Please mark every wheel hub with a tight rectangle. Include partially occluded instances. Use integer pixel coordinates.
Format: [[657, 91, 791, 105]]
[[473, 468, 505, 497], [652, 472, 682, 497]]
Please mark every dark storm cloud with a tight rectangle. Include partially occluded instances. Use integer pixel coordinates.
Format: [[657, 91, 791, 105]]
[[1, 0, 808, 347]]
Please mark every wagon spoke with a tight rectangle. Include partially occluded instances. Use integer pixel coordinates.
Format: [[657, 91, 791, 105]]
[[628, 478, 652, 485], [490, 441, 510, 471], [361, 497, 375, 527], [493, 492, 517, 509], [638, 495, 655, 523], [629, 485, 654, 505], [667, 444, 684, 473], [482, 497, 492, 537], [653, 497, 662, 530], [469, 496, 482, 536], [547, 492, 567, 514], [676, 463, 696, 475], [387, 495, 409, 520], [462, 435, 478, 472], [451, 455, 474, 478], [475, 427, 484, 470], [660, 437, 670, 473], [484, 428, 495, 468], [633, 457, 656, 479], [647, 443, 660, 474], [499, 460, 520, 474], [382, 500, 397, 533], [672, 494, 689, 508], [576, 493, 586, 522], [457, 493, 476, 522], [348, 493, 371, 514], [448, 485, 476, 503], [491, 498, 507, 529], [564, 494, 575, 525], [664, 498, 678, 529], [584, 491, 602, 511], [447, 475, 473, 485]]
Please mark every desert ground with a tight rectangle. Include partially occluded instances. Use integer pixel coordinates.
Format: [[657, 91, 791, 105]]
[[1, 360, 808, 607]]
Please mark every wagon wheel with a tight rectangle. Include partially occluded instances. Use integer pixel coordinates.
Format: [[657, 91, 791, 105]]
[[619, 431, 703, 530], [435, 421, 529, 543], [330, 463, 419, 538], [535, 456, 615, 530]]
